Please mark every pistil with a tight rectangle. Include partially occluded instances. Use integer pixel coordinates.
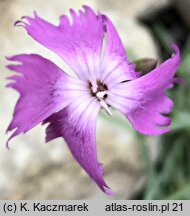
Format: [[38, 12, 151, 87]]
[[96, 91, 112, 116], [90, 81, 112, 116]]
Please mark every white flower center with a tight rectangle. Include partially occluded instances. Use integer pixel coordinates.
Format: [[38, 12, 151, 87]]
[[96, 91, 106, 100], [90, 80, 112, 116], [100, 100, 112, 116], [96, 90, 112, 116]]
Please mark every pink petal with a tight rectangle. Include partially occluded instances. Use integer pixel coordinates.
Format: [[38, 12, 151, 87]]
[[99, 15, 139, 85], [6, 54, 87, 146], [44, 98, 114, 195], [107, 44, 181, 135], [15, 6, 105, 82], [15, 7, 138, 85]]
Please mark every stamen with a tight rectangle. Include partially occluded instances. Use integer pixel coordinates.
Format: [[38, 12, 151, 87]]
[[96, 91, 112, 116], [100, 100, 112, 116], [96, 91, 106, 100], [90, 81, 111, 115]]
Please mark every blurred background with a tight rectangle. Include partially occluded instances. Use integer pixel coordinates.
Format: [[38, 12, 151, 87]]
[[0, 0, 189, 199]]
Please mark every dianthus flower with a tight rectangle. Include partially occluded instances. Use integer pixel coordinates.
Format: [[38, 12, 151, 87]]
[[6, 6, 180, 194]]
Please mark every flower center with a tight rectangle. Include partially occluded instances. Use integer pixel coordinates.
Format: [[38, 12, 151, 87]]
[[89, 80, 112, 116], [90, 80, 108, 96]]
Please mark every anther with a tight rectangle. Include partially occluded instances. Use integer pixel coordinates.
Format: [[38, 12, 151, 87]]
[[100, 100, 112, 116], [96, 91, 106, 100], [96, 91, 112, 116]]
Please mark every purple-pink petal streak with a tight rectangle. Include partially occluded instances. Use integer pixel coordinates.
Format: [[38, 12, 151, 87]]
[[99, 15, 138, 85], [15, 6, 105, 82], [6, 54, 80, 145], [14, 6, 138, 84], [44, 99, 114, 195], [107, 44, 180, 135]]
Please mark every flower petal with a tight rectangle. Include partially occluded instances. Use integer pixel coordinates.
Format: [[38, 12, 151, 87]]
[[107, 44, 181, 135], [6, 54, 86, 145], [15, 7, 138, 85], [99, 15, 139, 85], [15, 6, 105, 82], [44, 98, 114, 195]]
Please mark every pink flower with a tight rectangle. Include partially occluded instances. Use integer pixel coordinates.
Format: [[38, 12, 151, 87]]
[[6, 6, 180, 194]]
